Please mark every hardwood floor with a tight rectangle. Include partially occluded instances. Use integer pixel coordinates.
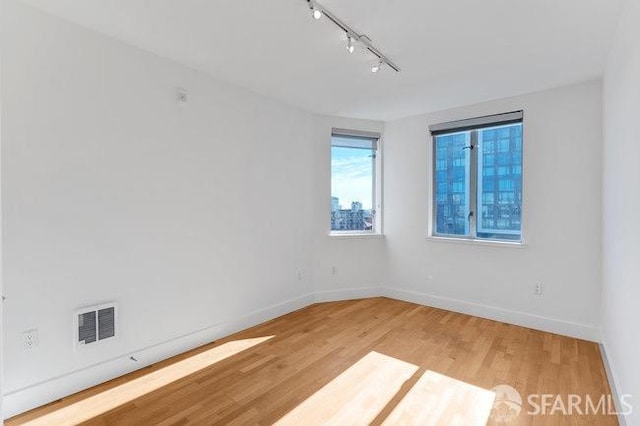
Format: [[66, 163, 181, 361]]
[[7, 297, 617, 425]]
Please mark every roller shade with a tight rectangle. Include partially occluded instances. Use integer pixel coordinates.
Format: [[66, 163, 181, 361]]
[[331, 129, 380, 150], [429, 110, 523, 136]]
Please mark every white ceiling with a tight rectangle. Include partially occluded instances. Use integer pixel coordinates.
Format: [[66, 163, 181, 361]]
[[21, 0, 624, 121]]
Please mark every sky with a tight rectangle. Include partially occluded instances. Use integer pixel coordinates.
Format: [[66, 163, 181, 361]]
[[331, 146, 373, 210]]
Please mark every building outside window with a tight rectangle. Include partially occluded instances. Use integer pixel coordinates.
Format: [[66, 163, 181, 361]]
[[331, 129, 382, 234], [430, 111, 523, 242]]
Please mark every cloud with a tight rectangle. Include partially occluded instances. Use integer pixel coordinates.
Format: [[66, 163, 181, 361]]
[[331, 151, 373, 209]]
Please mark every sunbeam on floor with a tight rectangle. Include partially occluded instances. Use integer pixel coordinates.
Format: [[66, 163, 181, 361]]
[[275, 350, 496, 426], [275, 351, 418, 425], [19, 336, 274, 426], [382, 370, 496, 426]]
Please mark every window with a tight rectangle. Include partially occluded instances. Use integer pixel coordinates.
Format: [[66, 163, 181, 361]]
[[430, 111, 523, 242], [331, 129, 381, 234]]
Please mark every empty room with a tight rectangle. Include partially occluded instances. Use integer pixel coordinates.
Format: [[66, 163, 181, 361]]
[[1, 0, 639, 425]]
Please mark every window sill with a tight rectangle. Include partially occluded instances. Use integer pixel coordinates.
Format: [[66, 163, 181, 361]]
[[329, 232, 385, 240], [425, 235, 526, 248]]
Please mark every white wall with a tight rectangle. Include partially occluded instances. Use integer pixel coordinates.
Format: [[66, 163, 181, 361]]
[[0, 0, 311, 417], [310, 115, 386, 302], [1, 0, 5, 422], [602, 0, 640, 424], [1, 1, 385, 417], [383, 80, 604, 340]]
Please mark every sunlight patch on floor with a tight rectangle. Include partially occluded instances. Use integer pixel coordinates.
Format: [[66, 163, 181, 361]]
[[382, 370, 496, 426], [21, 336, 274, 426], [275, 351, 419, 426]]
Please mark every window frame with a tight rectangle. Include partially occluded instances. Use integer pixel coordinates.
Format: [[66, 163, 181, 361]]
[[428, 111, 524, 244], [330, 128, 383, 237]]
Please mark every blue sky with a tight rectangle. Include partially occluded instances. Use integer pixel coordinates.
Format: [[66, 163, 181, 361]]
[[331, 147, 373, 210]]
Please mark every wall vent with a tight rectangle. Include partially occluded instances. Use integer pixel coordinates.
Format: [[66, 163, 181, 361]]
[[74, 302, 118, 350]]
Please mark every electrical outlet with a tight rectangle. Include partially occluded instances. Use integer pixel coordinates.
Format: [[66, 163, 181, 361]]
[[23, 329, 39, 349], [534, 283, 543, 296]]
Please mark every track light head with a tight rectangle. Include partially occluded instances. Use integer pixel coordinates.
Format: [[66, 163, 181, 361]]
[[309, 1, 322, 19], [371, 59, 384, 73], [346, 36, 355, 53]]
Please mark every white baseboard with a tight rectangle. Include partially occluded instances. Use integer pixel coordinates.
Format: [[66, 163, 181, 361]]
[[380, 287, 602, 342], [600, 340, 630, 426], [2, 292, 315, 419], [3, 286, 603, 419], [313, 286, 600, 341], [313, 286, 382, 303]]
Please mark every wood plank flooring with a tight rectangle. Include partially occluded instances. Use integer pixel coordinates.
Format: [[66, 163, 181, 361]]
[[7, 297, 617, 425]]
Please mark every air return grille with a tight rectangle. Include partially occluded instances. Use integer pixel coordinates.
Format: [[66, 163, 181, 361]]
[[74, 303, 117, 349]]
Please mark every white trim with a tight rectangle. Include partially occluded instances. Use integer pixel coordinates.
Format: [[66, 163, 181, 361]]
[[315, 286, 598, 341], [425, 235, 526, 248], [328, 233, 384, 239], [313, 287, 382, 303], [3, 287, 603, 419], [2, 293, 314, 419], [380, 287, 601, 342], [374, 135, 384, 235], [600, 340, 630, 426]]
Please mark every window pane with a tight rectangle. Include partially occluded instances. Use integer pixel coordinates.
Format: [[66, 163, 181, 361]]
[[433, 132, 470, 236], [331, 137, 375, 232], [477, 123, 522, 240]]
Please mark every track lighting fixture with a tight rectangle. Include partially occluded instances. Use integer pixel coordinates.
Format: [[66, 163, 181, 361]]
[[309, 0, 322, 20], [371, 59, 383, 73], [303, 0, 400, 73], [346, 36, 355, 53]]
